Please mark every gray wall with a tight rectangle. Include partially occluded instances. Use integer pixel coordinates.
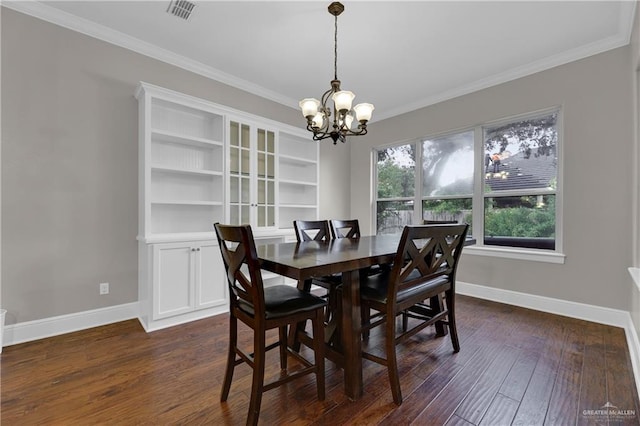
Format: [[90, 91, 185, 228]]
[[2, 5, 636, 326], [1, 8, 349, 324], [631, 2, 640, 345], [351, 46, 635, 312]]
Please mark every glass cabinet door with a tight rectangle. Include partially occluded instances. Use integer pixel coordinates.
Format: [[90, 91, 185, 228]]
[[229, 121, 251, 225], [227, 119, 277, 229], [257, 129, 276, 227]]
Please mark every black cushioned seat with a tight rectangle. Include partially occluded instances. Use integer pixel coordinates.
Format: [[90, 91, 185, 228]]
[[360, 270, 449, 304], [239, 285, 327, 319]]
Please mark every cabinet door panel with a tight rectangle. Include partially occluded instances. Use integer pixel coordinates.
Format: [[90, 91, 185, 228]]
[[195, 242, 227, 309], [153, 244, 193, 319]]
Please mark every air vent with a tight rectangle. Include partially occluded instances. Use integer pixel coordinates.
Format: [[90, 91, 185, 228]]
[[167, 0, 196, 20]]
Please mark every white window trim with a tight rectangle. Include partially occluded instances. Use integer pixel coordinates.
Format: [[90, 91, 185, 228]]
[[373, 107, 564, 264], [473, 107, 563, 261], [463, 245, 566, 264]]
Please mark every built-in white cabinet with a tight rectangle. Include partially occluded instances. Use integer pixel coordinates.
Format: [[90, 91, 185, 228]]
[[152, 240, 226, 320], [135, 82, 318, 331]]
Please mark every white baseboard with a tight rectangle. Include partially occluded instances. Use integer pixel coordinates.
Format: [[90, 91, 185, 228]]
[[457, 281, 640, 396], [2, 302, 139, 347]]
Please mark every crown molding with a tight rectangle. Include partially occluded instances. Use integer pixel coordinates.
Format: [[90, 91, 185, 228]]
[[375, 10, 635, 122], [2, 1, 636, 123], [2, 0, 300, 110]]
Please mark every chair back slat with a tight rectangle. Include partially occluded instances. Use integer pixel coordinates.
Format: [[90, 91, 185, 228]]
[[423, 219, 458, 225], [294, 220, 333, 242], [214, 223, 265, 313], [390, 224, 469, 302], [330, 219, 361, 239]]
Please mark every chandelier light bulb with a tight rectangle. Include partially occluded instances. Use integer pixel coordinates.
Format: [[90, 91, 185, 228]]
[[353, 103, 375, 122], [299, 98, 320, 118], [311, 112, 325, 129], [343, 113, 354, 130], [332, 90, 355, 113]]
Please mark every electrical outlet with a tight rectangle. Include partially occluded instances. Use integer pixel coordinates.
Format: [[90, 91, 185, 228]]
[[99, 282, 109, 295]]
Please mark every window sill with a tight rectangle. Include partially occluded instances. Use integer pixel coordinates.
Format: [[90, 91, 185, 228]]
[[463, 245, 566, 264]]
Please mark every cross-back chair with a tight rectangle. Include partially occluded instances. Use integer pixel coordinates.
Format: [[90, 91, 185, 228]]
[[360, 223, 469, 405], [214, 223, 326, 426], [294, 220, 334, 242], [330, 219, 361, 239], [293, 220, 342, 325]]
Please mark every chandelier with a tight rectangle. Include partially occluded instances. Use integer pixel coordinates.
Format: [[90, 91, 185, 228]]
[[299, 2, 374, 144]]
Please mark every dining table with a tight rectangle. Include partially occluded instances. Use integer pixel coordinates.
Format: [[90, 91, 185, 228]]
[[256, 234, 406, 400]]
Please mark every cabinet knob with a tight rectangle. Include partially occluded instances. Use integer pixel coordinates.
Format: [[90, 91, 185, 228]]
[[197, 248, 201, 251], [191, 248, 196, 252]]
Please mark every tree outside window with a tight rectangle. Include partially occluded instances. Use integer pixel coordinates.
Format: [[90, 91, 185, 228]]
[[376, 144, 415, 234]]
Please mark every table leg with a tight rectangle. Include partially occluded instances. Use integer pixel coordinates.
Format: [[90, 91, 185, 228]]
[[289, 278, 313, 351], [341, 270, 363, 400]]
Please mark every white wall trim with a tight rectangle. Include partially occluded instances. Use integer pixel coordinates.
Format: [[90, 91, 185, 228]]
[[458, 281, 640, 395], [629, 267, 640, 292], [2, 302, 139, 347], [458, 281, 629, 327], [463, 246, 566, 264], [624, 313, 640, 401]]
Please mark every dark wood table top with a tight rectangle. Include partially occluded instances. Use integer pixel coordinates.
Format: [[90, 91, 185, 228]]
[[256, 234, 401, 280]]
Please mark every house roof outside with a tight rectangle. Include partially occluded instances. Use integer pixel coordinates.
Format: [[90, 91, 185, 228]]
[[485, 151, 556, 192]]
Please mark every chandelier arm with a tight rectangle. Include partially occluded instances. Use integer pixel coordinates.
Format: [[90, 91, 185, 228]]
[[312, 131, 333, 142], [320, 87, 335, 110]]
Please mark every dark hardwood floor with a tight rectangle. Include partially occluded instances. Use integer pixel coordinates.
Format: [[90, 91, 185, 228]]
[[2, 295, 639, 425]]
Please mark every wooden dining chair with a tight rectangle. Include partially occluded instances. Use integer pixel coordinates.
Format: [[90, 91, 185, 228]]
[[294, 220, 334, 242], [293, 220, 342, 323], [330, 219, 361, 239], [400, 219, 458, 331], [214, 223, 326, 426], [360, 223, 469, 405]]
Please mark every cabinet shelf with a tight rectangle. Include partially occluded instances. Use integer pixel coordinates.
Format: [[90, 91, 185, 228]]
[[280, 204, 317, 209], [151, 166, 223, 177], [279, 178, 317, 187], [151, 129, 223, 148], [151, 200, 223, 206], [279, 154, 317, 165]]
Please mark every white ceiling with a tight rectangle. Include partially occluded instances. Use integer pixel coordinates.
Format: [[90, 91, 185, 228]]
[[5, 1, 637, 121]]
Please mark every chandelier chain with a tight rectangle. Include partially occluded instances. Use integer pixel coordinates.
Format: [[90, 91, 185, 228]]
[[334, 13, 338, 80]]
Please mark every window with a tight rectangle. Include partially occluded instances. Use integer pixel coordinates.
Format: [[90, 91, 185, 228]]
[[422, 130, 474, 231], [483, 112, 558, 249], [374, 108, 561, 255], [376, 144, 415, 234]]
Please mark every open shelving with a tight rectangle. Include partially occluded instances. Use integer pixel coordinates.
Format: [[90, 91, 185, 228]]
[[138, 84, 226, 240], [277, 131, 319, 229]]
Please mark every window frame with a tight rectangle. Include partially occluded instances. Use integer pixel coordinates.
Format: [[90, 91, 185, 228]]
[[372, 107, 565, 264], [373, 141, 419, 233]]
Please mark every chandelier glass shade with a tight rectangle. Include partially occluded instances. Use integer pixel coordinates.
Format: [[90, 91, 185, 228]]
[[299, 2, 374, 144]]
